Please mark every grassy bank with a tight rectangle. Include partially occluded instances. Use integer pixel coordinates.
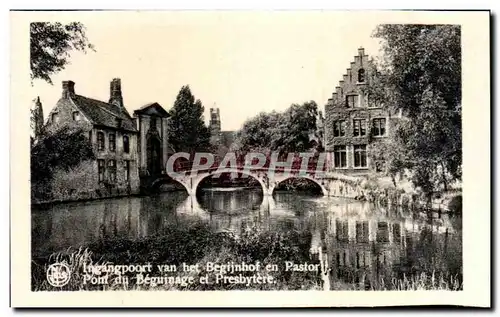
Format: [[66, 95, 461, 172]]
[[32, 221, 461, 291], [331, 272, 462, 291], [32, 222, 322, 291]]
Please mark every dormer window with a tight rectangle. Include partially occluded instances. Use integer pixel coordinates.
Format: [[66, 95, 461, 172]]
[[150, 116, 157, 129], [72, 111, 80, 121], [51, 113, 60, 123], [358, 68, 365, 83]]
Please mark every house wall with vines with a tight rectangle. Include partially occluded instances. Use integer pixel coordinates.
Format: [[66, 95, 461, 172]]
[[324, 47, 393, 174]]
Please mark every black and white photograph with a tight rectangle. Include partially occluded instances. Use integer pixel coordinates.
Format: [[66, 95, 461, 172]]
[[10, 10, 490, 307]]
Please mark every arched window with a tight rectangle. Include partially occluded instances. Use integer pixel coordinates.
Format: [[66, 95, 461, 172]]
[[358, 68, 366, 83], [123, 135, 130, 153]]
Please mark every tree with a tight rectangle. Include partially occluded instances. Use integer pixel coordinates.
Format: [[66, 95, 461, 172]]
[[31, 127, 95, 200], [30, 22, 95, 84], [30, 97, 44, 139], [233, 101, 320, 154], [168, 86, 212, 155], [368, 24, 461, 198], [231, 111, 281, 153]]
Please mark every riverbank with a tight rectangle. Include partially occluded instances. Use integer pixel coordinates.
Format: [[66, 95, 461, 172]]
[[359, 174, 462, 214], [31, 183, 186, 207]]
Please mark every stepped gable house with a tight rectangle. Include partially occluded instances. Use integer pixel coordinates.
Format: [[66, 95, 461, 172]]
[[324, 47, 396, 174], [44, 78, 170, 201]]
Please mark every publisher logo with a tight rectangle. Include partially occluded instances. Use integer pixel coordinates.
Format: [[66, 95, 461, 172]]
[[46, 263, 71, 287]]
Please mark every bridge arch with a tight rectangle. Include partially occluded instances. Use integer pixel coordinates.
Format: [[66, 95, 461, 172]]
[[149, 176, 190, 194], [190, 168, 268, 196], [270, 175, 328, 196]]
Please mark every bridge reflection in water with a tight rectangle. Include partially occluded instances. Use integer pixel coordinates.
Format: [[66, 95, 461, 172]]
[[32, 189, 462, 290]]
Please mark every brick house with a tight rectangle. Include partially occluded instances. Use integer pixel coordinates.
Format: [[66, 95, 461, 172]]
[[324, 48, 397, 175], [44, 79, 142, 200]]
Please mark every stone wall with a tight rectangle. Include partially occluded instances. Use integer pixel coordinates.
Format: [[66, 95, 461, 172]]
[[361, 185, 463, 214], [135, 111, 170, 175], [45, 97, 93, 134], [324, 107, 389, 150], [324, 106, 390, 173], [33, 156, 141, 204], [91, 126, 140, 195]]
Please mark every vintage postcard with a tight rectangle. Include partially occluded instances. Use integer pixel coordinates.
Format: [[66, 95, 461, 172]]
[[10, 10, 490, 307]]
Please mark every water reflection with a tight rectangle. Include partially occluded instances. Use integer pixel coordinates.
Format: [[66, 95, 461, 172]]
[[32, 189, 462, 289]]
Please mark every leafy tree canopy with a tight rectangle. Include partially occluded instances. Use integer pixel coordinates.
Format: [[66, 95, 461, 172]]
[[368, 24, 461, 195], [30, 22, 95, 84], [232, 101, 321, 155], [30, 97, 44, 138], [168, 85, 212, 154], [31, 127, 96, 198]]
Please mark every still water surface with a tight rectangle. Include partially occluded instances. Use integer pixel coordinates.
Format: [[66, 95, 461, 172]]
[[32, 189, 462, 289]]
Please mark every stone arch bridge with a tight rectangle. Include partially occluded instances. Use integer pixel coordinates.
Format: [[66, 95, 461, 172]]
[[141, 166, 365, 199]]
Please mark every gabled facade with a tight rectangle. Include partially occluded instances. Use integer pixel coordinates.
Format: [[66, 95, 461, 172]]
[[324, 48, 394, 174], [44, 79, 141, 200], [133, 102, 171, 176]]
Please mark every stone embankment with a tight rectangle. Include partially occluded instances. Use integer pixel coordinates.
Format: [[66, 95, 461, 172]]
[[358, 177, 462, 214]]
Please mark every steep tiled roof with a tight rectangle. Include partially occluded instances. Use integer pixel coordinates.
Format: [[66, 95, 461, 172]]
[[134, 102, 170, 117], [72, 95, 137, 132]]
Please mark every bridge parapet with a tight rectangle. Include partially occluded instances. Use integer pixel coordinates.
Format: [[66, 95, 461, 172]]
[[151, 168, 365, 199], [141, 152, 366, 199]]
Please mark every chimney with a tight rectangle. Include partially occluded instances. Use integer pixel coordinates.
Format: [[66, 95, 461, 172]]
[[62, 81, 75, 98], [109, 78, 124, 108], [358, 47, 365, 56]]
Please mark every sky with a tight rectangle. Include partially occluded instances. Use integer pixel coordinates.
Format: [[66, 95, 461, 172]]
[[29, 11, 382, 131]]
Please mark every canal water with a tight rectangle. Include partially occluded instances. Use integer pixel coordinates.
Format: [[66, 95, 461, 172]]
[[32, 189, 462, 290]]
